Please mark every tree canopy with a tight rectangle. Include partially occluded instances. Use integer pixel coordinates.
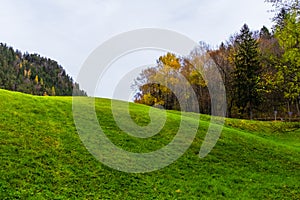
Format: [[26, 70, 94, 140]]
[[0, 43, 86, 96], [133, 1, 300, 120]]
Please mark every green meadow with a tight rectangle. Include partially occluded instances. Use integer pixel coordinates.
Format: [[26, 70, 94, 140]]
[[0, 89, 299, 199]]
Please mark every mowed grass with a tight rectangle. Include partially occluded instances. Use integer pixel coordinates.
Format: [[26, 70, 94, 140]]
[[0, 89, 299, 199]]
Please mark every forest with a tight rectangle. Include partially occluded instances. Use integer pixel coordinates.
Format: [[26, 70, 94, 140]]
[[0, 43, 86, 96], [133, 0, 300, 120]]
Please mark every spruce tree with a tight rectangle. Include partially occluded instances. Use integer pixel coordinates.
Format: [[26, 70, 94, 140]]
[[233, 24, 262, 119]]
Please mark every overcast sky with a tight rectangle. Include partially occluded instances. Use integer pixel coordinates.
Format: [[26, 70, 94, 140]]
[[0, 0, 274, 99]]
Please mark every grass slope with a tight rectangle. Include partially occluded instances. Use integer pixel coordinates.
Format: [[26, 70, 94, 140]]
[[0, 89, 299, 199]]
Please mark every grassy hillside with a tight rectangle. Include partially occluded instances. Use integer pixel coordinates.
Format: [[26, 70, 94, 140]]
[[0, 89, 299, 199]]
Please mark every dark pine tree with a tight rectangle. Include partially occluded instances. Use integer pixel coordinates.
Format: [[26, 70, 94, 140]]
[[233, 24, 262, 119]]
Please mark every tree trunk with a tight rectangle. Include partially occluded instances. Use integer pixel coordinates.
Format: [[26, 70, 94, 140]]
[[296, 100, 300, 116]]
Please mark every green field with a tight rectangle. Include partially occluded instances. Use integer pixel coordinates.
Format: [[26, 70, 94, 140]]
[[0, 89, 299, 199]]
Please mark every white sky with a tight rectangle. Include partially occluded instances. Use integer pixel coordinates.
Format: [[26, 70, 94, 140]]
[[0, 0, 274, 99]]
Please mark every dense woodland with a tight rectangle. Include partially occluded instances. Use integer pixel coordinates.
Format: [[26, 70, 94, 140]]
[[133, 0, 300, 120], [0, 43, 86, 96]]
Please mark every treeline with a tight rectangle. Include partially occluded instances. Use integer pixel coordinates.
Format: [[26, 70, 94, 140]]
[[133, 1, 300, 119], [0, 43, 86, 96]]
